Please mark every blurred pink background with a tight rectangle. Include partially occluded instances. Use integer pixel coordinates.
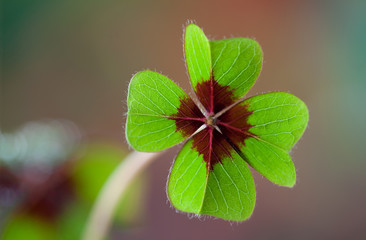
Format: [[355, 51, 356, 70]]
[[1, 0, 366, 239]]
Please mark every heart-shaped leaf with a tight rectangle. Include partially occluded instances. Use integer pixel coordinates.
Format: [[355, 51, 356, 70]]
[[219, 92, 309, 187], [126, 70, 204, 152], [210, 38, 263, 100], [168, 137, 255, 221]]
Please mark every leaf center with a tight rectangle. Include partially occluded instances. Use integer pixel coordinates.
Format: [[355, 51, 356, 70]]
[[205, 114, 216, 127], [170, 79, 254, 170]]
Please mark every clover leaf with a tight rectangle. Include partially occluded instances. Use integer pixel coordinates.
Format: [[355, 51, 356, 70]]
[[126, 23, 309, 221]]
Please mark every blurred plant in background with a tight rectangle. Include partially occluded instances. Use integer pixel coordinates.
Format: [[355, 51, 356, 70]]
[[0, 120, 145, 240], [0, 120, 80, 166]]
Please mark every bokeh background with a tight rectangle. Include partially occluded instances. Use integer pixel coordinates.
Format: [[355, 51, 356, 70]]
[[1, 0, 366, 239]]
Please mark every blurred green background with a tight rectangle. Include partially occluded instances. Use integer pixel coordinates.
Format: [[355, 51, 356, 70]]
[[1, 0, 366, 239]]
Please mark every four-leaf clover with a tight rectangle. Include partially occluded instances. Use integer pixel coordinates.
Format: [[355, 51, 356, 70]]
[[126, 23, 309, 221]]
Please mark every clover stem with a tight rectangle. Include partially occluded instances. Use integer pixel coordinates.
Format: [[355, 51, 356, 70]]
[[82, 151, 162, 240]]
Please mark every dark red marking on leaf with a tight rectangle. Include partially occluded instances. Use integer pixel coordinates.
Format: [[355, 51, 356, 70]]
[[171, 76, 255, 171], [169, 97, 205, 138], [218, 102, 254, 148], [194, 76, 235, 114], [191, 127, 234, 170], [176, 94, 204, 119]]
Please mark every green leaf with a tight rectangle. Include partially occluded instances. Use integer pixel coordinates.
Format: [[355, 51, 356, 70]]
[[185, 24, 212, 88], [126, 70, 190, 152], [210, 38, 263, 99], [240, 92, 309, 187], [167, 140, 207, 213], [168, 139, 256, 221]]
